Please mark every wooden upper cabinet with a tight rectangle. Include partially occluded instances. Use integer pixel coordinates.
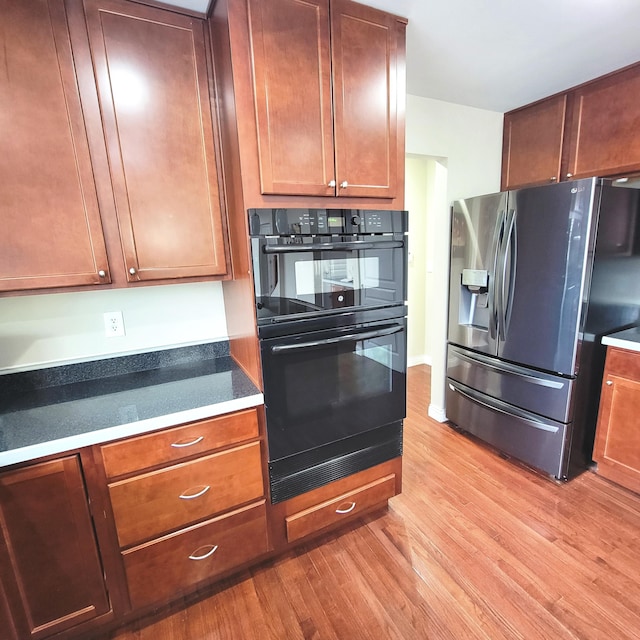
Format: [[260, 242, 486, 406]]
[[501, 95, 567, 190], [81, 0, 228, 281], [248, 0, 335, 196], [247, 0, 405, 198], [0, 0, 110, 292], [566, 64, 640, 180], [0, 456, 110, 639], [330, 0, 399, 198]]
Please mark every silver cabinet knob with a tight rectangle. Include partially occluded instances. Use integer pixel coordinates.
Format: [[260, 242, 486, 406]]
[[340, 181, 348, 189], [550, 176, 557, 182], [566, 173, 573, 178], [606, 380, 613, 386], [328, 180, 336, 188], [129, 267, 137, 275], [98, 270, 107, 278]]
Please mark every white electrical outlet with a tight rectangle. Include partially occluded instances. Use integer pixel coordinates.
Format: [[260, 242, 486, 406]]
[[104, 311, 125, 337]]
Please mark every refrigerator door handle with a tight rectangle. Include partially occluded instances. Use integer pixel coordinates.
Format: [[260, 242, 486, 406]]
[[489, 210, 506, 342], [499, 209, 517, 340], [501, 209, 518, 340], [448, 381, 560, 433], [452, 348, 565, 389]]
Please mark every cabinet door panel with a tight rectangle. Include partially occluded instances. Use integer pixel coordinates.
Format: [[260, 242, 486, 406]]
[[501, 95, 567, 189], [593, 348, 640, 493], [567, 65, 640, 179], [83, 0, 227, 280], [0, 456, 109, 639], [331, 0, 399, 199], [0, 0, 110, 292], [248, 0, 335, 196]]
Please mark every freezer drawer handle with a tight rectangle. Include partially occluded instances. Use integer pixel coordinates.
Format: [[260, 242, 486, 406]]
[[448, 382, 559, 433], [270, 325, 403, 354], [453, 349, 564, 389], [263, 240, 404, 254]]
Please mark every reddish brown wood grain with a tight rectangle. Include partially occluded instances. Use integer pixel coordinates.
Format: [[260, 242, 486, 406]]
[[105, 365, 640, 640]]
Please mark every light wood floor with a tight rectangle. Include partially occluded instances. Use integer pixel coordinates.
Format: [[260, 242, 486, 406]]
[[107, 365, 640, 639]]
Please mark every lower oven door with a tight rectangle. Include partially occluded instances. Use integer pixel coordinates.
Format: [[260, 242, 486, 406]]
[[261, 318, 406, 501]]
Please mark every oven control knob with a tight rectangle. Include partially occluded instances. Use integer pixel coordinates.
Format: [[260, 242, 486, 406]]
[[351, 215, 362, 226]]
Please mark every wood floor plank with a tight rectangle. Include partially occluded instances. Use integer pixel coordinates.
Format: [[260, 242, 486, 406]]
[[105, 365, 640, 640]]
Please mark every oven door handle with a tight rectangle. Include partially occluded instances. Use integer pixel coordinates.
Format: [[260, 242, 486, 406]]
[[262, 240, 404, 254], [270, 325, 403, 354]]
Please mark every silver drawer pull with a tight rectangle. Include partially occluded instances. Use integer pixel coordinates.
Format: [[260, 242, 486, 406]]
[[179, 485, 210, 500], [335, 501, 356, 514], [189, 544, 218, 561], [170, 436, 204, 448]]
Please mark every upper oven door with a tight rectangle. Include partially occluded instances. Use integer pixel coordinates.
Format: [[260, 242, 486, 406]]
[[251, 235, 407, 323], [260, 319, 407, 462]]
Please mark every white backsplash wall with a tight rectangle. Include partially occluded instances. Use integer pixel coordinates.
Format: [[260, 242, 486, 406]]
[[0, 281, 228, 373]]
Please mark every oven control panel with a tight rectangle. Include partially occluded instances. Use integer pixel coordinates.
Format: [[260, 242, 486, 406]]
[[248, 208, 407, 236]]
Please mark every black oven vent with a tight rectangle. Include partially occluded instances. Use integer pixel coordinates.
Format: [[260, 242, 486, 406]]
[[268, 421, 403, 504]]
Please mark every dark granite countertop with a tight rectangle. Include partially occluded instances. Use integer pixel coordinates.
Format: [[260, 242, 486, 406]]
[[0, 342, 263, 467]]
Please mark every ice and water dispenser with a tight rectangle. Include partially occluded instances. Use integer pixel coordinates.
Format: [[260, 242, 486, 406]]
[[458, 268, 489, 329]]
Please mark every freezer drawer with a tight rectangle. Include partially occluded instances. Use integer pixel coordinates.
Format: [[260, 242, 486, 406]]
[[447, 345, 574, 423], [446, 379, 570, 479]]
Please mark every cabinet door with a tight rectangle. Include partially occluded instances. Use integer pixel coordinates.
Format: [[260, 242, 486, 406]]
[[82, 0, 227, 281], [331, 0, 402, 199], [501, 95, 567, 190], [248, 0, 336, 196], [0, 0, 110, 292], [567, 64, 640, 179], [0, 456, 109, 639], [593, 348, 640, 493]]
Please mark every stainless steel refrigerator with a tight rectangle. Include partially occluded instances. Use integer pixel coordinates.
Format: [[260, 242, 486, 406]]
[[446, 177, 640, 480]]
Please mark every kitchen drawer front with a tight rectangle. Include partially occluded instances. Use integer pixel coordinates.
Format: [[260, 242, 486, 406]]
[[123, 501, 269, 609], [101, 409, 260, 478], [109, 441, 264, 547], [285, 474, 396, 543]]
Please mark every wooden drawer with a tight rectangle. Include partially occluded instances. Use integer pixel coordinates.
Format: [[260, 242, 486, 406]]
[[109, 441, 264, 547], [123, 501, 269, 609], [285, 474, 396, 543], [101, 409, 260, 478]]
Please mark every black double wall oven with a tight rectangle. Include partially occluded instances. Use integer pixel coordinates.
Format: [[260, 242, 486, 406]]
[[249, 208, 408, 503]]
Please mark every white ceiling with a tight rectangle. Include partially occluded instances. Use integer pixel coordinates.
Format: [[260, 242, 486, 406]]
[[170, 0, 640, 113]]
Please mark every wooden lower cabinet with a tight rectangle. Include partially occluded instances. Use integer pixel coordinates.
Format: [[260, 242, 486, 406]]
[[108, 441, 264, 547], [270, 458, 402, 550], [285, 474, 396, 543], [593, 347, 640, 493], [123, 501, 268, 609], [0, 456, 110, 639]]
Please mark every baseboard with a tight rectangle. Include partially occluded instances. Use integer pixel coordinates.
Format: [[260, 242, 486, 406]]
[[408, 354, 432, 368], [428, 404, 447, 423]]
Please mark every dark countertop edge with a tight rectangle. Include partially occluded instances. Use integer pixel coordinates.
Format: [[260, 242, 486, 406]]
[[0, 393, 264, 469]]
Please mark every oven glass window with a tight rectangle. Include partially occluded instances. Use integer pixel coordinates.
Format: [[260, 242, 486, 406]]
[[261, 322, 406, 461], [253, 241, 404, 320]]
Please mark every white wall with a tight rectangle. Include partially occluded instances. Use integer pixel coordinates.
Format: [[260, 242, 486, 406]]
[[405, 94, 503, 421], [0, 282, 228, 373]]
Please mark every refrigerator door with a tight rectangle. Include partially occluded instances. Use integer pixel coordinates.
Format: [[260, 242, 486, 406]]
[[448, 192, 507, 356], [498, 179, 597, 375]]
